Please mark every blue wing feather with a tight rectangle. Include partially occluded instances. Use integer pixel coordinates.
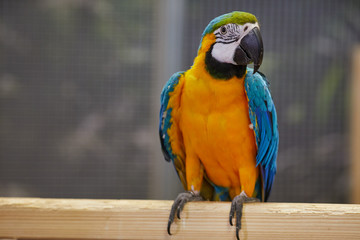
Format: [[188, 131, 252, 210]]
[[245, 68, 279, 202], [159, 71, 184, 163]]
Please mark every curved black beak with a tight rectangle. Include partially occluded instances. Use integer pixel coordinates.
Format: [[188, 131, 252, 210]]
[[233, 27, 263, 74]]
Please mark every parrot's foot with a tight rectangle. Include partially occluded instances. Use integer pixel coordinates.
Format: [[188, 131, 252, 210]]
[[229, 191, 260, 240], [167, 191, 203, 235]]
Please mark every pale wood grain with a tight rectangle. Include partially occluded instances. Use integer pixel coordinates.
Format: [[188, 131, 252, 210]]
[[0, 198, 360, 240], [351, 46, 360, 204]]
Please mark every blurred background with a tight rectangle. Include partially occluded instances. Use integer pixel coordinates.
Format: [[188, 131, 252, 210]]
[[0, 0, 359, 203]]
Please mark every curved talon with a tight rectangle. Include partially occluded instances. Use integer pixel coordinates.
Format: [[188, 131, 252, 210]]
[[167, 191, 203, 236], [177, 201, 183, 219], [236, 226, 240, 240], [229, 191, 260, 240], [167, 220, 172, 235]]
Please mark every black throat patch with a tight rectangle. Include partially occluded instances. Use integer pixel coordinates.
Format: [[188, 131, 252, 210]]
[[205, 43, 246, 80]]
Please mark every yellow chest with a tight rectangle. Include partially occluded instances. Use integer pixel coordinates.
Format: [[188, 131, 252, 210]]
[[177, 70, 257, 187]]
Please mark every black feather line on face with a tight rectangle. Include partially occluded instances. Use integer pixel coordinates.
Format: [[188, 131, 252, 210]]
[[205, 44, 246, 80], [216, 38, 239, 44], [215, 24, 241, 42]]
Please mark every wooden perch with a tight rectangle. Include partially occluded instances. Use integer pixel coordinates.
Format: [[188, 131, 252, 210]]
[[0, 198, 360, 240]]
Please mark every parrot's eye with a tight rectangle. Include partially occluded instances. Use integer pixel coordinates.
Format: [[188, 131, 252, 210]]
[[220, 26, 227, 35], [244, 26, 248, 31]]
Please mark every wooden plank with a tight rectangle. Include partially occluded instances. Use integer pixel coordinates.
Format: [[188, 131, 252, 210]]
[[350, 46, 360, 204], [0, 198, 360, 240]]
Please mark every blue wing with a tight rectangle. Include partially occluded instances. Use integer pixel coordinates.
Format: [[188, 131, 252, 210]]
[[159, 71, 184, 162], [245, 68, 279, 202], [159, 71, 188, 189]]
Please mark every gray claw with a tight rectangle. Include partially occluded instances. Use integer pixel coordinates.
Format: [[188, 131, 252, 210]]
[[229, 191, 260, 240], [167, 191, 203, 235]]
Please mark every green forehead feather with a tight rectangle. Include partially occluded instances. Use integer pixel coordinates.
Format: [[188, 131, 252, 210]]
[[202, 11, 258, 37]]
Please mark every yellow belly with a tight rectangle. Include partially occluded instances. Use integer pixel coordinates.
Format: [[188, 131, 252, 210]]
[[179, 71, 257, 189]]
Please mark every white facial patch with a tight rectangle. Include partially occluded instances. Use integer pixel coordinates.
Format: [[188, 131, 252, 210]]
[[211, 22, 259, 65], [212, 41, 239, 64]]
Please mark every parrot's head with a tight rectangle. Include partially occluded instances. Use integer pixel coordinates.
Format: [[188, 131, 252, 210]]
[[197, 11, 263, 79]]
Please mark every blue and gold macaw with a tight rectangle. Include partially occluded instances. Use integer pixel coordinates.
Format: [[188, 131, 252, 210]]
[[159, 11, 278, 239]]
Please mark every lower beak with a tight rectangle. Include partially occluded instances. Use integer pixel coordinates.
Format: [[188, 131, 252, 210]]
[[233, 27, 264, 74]]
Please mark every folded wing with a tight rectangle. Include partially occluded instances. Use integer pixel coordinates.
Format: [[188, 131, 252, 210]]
[[245, 68, 279, 202]]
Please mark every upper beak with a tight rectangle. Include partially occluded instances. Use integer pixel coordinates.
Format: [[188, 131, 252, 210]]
[[233, 27, 264, 74]]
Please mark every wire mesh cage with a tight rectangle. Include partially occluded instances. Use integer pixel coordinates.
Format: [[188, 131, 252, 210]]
[[0, 0, 359, 203]]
